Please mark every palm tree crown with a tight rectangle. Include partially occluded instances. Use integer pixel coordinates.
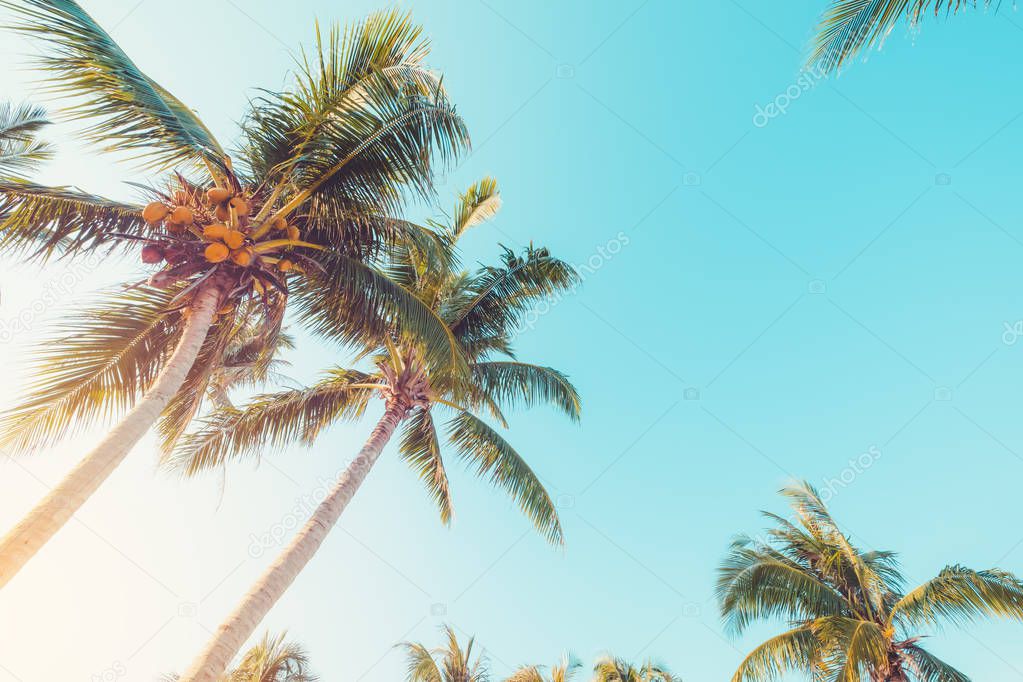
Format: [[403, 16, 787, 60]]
[[402, 625, 489, 682], [591, 656, 680, 682], [809, 0, 996, 74], [506, 655, 580, 682], [163, 631, 317, 682], [717, 481, 1023, 682], [172, 177, 580, 543]]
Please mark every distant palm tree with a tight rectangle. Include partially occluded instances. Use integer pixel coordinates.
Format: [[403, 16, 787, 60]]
[[591, 656, 680, 682], [0, 101, 51, 177], [506, 655, 581, 682], [162, 631, 317, 682], [402, 625, 489, 682], [0, 0, 467, 588], [809, 1, 995, 74], [170, 179, 580, 680], [718, 481, 1023, 681]]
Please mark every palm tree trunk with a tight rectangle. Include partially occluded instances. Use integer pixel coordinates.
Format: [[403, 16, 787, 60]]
[[0, 281, 223, 589], [177, 402, 407, 682]]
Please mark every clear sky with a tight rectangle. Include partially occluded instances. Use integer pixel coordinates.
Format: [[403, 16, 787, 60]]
[[2, 1, 1023, 680]]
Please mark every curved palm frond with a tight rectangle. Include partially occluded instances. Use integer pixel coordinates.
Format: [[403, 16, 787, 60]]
[[0, 180, 147, 261], [448, 176, 501, 240], [445, 410, 562, 545], [809, 0, 992, 74], [401, 642, 445, 682], [470, 361, 580, 421], [2, 0, 228, 173], [166, 369, 373, 475], [902, 642, 970, 682], [0, 102, 52, 178], [811, 617, 888, 682], [228, 631, 318, 682], [729, 627, 817, 682], [0, 285, 182, 452], [398, 408, 454, 524], [890, 565, 1023, 628]]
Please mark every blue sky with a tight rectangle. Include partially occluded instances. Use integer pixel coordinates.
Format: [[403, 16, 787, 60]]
[[2, 1, 1023, 680]]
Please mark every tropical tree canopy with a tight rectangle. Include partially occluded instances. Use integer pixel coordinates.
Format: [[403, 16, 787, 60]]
[[717, 481, 1023, 682], [170, 178, 581, 544], [402, 625, 489, 682], [162, 631, 317, 682], [809, 0, 996, 74], [506, 655, 580, 682], [592, 656, 680, 682], [0, 1, 471, 454]]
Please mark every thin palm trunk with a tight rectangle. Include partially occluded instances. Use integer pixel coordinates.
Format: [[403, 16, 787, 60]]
[[0, 282, 223, 588], [178, 402, 407, 682]]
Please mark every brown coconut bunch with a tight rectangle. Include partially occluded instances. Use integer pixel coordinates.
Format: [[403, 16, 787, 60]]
[[205, 242, 230, 263], [207, 187, 231, 204]]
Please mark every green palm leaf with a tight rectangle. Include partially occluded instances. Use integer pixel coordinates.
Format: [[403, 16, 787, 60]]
[[2, 0, 228, 173], [398, 408, 453, 524], [470, 361, 580, 420], [0, 180, 147, 261], [890, 565, 1023, 628], [0, 102, 52, 178], [0, 286, 182, 452], [167, 369, 373, 475], [902, 643, 970, 682], [809, 0, 993, 74], [445, 410, 562, 545], [729, 627, 817, 682]]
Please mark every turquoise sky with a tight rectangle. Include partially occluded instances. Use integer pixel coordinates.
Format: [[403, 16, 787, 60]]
[[2, 1, 1023, 680]]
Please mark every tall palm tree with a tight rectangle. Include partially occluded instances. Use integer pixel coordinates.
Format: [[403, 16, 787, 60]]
[[506, 655, 580, 682], [809, 1, 994, 74], [162, 631, 317, 682], [402, 625, 489, 682], [168, 179, 580, 680], [591, 656, 680, 682], [718, 481, 1023, 682], [0, 1, 468, 587], [0, 101, 51, 177]]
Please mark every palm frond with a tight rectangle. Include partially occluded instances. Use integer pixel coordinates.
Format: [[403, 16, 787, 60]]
[[0, 180, 147, 261], [400, 642, 444, 682], [167, 369, 373, 475], [890, 565, 1023, 628], [228, 631, 318, 682], [449, 176, 501, 240], [0, 102, 53, 178], [2, 0, 228, 173], [470, 361, 580, 421], [0, 286, 181, 452], [445, 411, 562, 545], [809, 0, 992, 74], [902, 642, 970, 682], [729, 627, 818, 682], [398, 408, 454, 524], [811, 617, 888, 682]]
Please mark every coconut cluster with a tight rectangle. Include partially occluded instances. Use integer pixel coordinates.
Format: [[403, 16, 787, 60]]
[[138, 185, 302, 296]]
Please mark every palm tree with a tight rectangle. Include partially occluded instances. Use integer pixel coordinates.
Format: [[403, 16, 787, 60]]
[[169, 179, 580, 680], [809, 1, 994, 74], [506, 655, 580, 682], [591, 656, 680, 682], [0, 1, 468, 587], [162, 631, 317, 681], [718, 481, 1023, 682], [402, 625, 489, 682], [0, 101, 51, 177]]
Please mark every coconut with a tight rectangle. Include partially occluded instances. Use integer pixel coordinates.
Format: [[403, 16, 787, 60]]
[[278, 258, 294, 272], [141, 244, 165, 264], [286, 226, 301, 241], [205, 242, 230, 263], [203, 223, 229, 240], [207, 187, 231, 204], [230, 248, 254, 267], [272, 216, 288, 231], [215, 204, 231, 221], [142, 202, 170, 224], [169, 206, 194, 226], [224, 229, 246, 250], [228, 196, 251, 217]]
